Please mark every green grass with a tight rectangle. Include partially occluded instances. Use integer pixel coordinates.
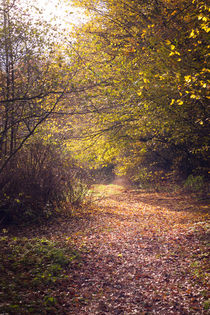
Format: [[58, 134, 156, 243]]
[[0, 236, 80, 314]]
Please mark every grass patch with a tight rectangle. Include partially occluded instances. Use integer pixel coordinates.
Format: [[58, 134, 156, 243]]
[[0, 236, 80, 314], [90, 184, 125, 198]]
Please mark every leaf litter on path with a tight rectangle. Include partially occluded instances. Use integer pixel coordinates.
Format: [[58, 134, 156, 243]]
[[1, 186, 209, 314]]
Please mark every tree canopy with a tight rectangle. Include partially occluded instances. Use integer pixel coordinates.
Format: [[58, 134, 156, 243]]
[[69, 0, 209, 184]]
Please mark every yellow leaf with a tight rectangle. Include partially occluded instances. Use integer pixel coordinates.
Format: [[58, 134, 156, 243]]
[[170, 99, 175, 106], [118, 253, 123, 257], [171, 44, 175, 50], [189, 30, 195, 38], [177, 100, 183, 105], [190, 94, 200, 99], [201, 24, 210, 32], [141, 29, 147, 38], [184, 75, 191, 83]]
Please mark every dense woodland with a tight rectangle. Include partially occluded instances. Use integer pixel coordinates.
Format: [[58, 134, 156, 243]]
[[0, 1, 209, 314], [0, 0, 209, 222]]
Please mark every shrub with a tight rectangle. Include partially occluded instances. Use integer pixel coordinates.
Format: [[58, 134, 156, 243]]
[[0, 141, 92, 224], [184, 174, 204, 192]]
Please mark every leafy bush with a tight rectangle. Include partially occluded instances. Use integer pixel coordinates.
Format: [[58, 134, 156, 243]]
[[128, 166, 168, 191], [65, 179, 90, 206], [0, 141, 92, 224], [184, 175, 204, 192]]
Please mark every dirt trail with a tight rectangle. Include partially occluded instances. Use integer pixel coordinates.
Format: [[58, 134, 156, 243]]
[[55, 188, 209, 314], [9, 186, 209, 314]]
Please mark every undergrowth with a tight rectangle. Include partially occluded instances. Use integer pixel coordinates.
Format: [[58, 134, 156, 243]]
[[0, 236, 81, 314]]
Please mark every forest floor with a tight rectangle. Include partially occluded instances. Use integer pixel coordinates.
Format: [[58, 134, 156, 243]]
[[0, 184, 209, 314]]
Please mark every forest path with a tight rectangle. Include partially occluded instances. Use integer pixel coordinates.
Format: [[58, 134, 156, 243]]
[[11, 184, 209, 314], [54, 185, 209, 314]]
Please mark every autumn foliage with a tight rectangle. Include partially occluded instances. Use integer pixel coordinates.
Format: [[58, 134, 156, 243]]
[[70, 0, 209, 189]]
